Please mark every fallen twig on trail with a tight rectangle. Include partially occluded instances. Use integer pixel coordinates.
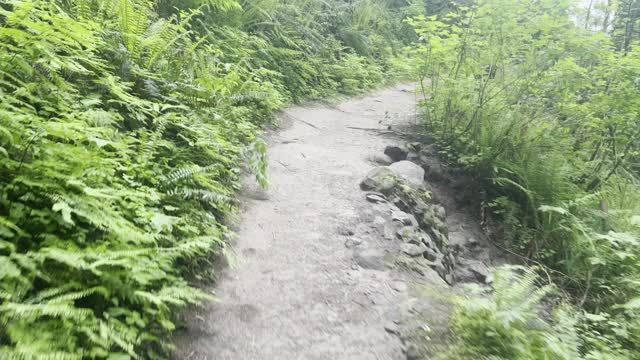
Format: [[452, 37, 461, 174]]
[[276, 160, 295, 171], [346, 126, 407, 136], [282, 112, 321, 129]]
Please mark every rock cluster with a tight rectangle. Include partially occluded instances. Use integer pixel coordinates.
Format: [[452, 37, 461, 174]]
[[359, 147, 457, 284], [349, 143, 497, 360], [359, 144, 492, 285]]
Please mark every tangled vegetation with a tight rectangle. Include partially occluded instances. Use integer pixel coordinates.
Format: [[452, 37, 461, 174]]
[[408, 0, 640, 358], [2, 0, 640, 358], [0, 0, 415, 358], [447, 266, 582, 359]]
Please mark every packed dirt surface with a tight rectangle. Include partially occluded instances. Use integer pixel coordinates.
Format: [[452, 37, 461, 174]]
[[173, 84, 503, 360]]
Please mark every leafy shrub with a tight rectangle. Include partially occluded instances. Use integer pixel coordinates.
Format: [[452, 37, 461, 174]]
[[407, 0, 640, 356], [0, 0, 414, 357], [0, 1, 254, 357], [447, 266, 640, 360], [331, 54, 385, 95], [446, 266, 581, 360]]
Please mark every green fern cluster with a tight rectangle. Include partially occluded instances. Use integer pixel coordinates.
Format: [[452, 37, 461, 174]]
[[446, 266, 581, 360], [407, 0, 640, 357], [0, 1, 242, 357], [448, 265, 640, 360], [0, 0, 415, 358], [191, 0, 416, 101]]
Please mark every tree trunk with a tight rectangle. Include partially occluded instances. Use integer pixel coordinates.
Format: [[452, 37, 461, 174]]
[[585, 0, 594, 29]]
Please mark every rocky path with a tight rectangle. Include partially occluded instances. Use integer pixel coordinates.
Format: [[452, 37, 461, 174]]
[[173, 84, 500, 360]]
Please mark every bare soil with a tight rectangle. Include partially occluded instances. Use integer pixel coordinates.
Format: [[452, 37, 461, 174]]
[[172, 84, 503, 360]]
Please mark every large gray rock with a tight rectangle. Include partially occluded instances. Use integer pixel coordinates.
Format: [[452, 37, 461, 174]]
[[420, 157, 446, 183], [360, 167, 396, 192], [371, 153, 394, 165], [384, 145, 408, 162], [388, 161, 425, 189]]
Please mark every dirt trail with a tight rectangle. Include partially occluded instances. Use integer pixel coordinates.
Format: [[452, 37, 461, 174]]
[[173, 84, 480, 360]]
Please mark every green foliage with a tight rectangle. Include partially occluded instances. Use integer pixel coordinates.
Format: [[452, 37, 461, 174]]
[[408, 0, 640, 357], [611, 0, 640, 52], [0, 0, 412, 357], [446, 266, 581, 360], [447, 265, 640, 360]]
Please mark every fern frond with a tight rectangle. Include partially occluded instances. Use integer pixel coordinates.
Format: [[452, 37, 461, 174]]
[[0, 303, 92, 323], [0, 347, 81, 360]]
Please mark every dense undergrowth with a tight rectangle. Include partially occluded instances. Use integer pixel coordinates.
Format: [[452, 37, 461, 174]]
[[0, 0, 416, 358], [408, 0, 640, 358], [3, 0, 640, 358]]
